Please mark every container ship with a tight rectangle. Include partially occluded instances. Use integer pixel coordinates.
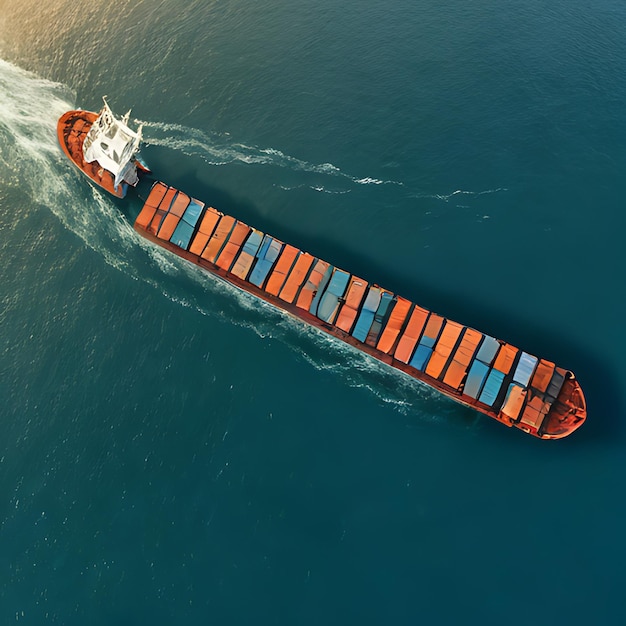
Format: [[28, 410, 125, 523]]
[[57, 102, 587, 439]]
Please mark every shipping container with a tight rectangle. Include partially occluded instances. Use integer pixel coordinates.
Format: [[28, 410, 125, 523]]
[[476, 336, 499, 365], [308, 265, 334, 315], [501, 383, 527, 420], [365, 292, 394, 347], [157, 210, 184, 241], [409, 344, 433, 371], [188, 206, 222, 256], [170, 219, 195, 250], [248, 236, 284, 287], [394, 306, 429, 364], [463, 360, 490, 400], [493, 343, 518, 375], [424, 321, 464, 379], [530, 360, 555, 394], [351, 287, 382, 342], [512, 352, 538, 387], [168, 191, 190, 217], [442, 328, 483, 389], [333, 276, 368, 333], [215, 222, 251, 271], [201, 215, 236, 263], [181, 199, 203, 229], [278, 253, 316, 304], [479, 369, 506, 406], [230, 229, 264, 279], [264, 245, 300, 296], [376, 296, 412, 354], [296, 260, 330, 311], [317, 269, 351, 323]]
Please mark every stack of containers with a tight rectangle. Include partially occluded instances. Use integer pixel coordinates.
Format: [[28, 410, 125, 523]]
[[230, 229, 264, 279], [463, 336, 500, 401], [316, 269, 351, 323], [365, 292, 395, 347], [333, 277, 368, 333], [409, 314, 445, 371], [249, 236, 284, 287], [351, 287, 382, 342], [476, 344, 518, 407], [375, 297, 412, 354]]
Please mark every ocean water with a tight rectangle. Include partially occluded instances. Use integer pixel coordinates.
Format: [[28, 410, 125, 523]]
[[1, 1, 625, 624]]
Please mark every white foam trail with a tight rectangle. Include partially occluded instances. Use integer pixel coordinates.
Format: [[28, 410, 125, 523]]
[[416, 187, 508, 202], [138, 119, 404, 188], [0, 58, 457, 420]]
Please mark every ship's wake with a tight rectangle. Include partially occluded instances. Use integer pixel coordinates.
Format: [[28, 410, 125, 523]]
[[139, 119, 404, 195], [0, 58, 474, 427]]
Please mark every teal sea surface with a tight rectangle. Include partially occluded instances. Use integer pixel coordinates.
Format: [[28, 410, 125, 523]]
[[1, 1, 625, 624]]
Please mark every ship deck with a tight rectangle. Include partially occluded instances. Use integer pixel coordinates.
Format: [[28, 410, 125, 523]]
[[132, 180, 587, 439]]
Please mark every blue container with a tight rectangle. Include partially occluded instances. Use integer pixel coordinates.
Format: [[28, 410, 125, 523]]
[[309, 266, 334, 315], [182, 200, 203, 228], [248, 259, 273, 287], [476, 335, 499, 364], [420, 334, 437, 349], [361, 287, 382, 313], [409, 344, 433, 371], [265, 238, 283, 264], [316, 270, 350, 322], [513, 352, 537, 387], [248, 236, 284, 287], [327, 269, 350, 296], [351, 309, 375, 342], [464, 361, 490, 399], [255, 235, 272, 260], [242, 230, 263, 257], [478, 369, 505, 406], [170, 220, 195, 250], [374, 292, 394, 322]]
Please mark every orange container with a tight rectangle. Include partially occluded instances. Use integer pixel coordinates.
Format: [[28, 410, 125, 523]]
[[135, 205, 157, 230], [265, 245, 300, 296], [394, 306, 429, 363], [442, 361, 468, 390], [442, 328, 482, 389], [334, 277, 368, 333], [493, 343, 518, 375], [157, 212, 182, 241], [530, 360, 555, 393], [188, 207, 221, 256], [215, 222, 251, 271], [425, 321, 463, 379], [135, 182, 168, 228], [296, 260, 330, 310], [145, 181, 168, 208], [279, 253, 315, 303], [422, 314, 445, 343], [376, 297, 411, 354], [148, 209, 167, 235], [201, 216, 236, 263], [168, 192, 190, 217], [501, 385, 527, 420], [519, 395, 546, 429]]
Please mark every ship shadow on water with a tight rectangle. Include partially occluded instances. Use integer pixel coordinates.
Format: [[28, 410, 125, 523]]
[[131, 144, 619, 447]]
